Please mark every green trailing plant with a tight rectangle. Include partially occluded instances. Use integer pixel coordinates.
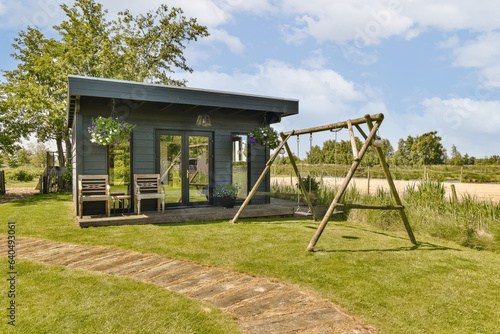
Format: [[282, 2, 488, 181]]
[[88, 117, 135, 146], [248, 127, 280, 149], [213, 184, 239, 199]]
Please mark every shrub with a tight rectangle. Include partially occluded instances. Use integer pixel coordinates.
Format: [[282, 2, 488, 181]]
[[6, 167, 43, 183]]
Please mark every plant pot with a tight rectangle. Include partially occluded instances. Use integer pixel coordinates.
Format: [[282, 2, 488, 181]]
[[219, 196, 236, 208]]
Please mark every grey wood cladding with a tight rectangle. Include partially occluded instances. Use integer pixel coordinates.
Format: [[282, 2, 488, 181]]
[[69, 76, 298, 214]]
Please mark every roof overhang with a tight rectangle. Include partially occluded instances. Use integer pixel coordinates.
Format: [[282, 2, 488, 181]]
[[66, 75, 299, 128]]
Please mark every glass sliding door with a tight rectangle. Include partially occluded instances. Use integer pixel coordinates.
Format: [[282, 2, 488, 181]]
[[157, 131, 212, 206], [158, 133, 183, 205], [188, 135, 210, 204], [232, 134, 248, 200]]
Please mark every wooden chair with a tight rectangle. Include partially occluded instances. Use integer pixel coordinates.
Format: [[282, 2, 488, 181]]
[[78, 175, 111, 218], [134, 174, 165, 214]]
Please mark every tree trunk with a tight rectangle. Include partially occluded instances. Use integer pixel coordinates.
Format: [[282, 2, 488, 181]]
[[65, 137, 71, 167], [56, 137, 65, 167]]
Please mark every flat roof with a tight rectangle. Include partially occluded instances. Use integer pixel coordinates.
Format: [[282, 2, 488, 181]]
[[67, 75, 298, 127]]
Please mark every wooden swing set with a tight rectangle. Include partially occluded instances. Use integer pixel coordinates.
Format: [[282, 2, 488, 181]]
[[230, 113, 418, 252]]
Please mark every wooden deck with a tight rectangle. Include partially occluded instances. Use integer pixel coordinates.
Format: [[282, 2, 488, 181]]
[[78, 203, 296, 228]]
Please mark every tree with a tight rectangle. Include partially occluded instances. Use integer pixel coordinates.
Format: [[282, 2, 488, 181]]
[[0, 0, 209, 166], [393, 136, 414, 165], [448, 145, 464, 165], [393, 131, 446, 166]]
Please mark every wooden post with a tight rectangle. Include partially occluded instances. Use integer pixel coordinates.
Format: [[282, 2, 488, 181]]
[[281, 133, 317, 221], [230, 132, 294, 224], [347, 120, 359, 161], [450, 184, 458, 202], [0, 170, 5, 196], [290, 171, 293, 187], [364, 116, 417, 245], [306, 120, 381, 251]]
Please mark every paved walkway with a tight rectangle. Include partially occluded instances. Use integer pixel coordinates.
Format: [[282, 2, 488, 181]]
[[16, 237, 375, 334]]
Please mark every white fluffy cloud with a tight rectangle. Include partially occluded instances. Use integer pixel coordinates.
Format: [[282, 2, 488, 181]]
[[174, 59, 364, 105], [277, 0, 500, 44], [416, 97, 500, 156], [206, 28, 245, 54], [450, 32, 500, 88]]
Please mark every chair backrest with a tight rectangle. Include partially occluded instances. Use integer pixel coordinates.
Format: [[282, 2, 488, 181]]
[[79, 175, 109, 196], [134, 174, 161, 194]]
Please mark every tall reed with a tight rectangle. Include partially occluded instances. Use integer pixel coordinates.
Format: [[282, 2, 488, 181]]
[[271, 179, 500, 252]]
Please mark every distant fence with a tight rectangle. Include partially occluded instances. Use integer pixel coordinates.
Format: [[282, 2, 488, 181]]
[[39, 166, 68, 194], [271, 164, 500, 184], [0, 170, 5, 195]]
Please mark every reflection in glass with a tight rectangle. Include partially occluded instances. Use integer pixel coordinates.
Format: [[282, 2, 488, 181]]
[[188, 136, 209, 203], [159, 135, 182, 204], [232, 135, 248, 200], [109, 140, 130, 194]]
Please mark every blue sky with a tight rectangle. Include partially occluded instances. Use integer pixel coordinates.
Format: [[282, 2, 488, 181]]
[[1, 0, 499, 158]]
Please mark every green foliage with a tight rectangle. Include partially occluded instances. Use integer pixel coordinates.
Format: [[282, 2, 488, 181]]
[[248, 127, 280, 149], [393, 131, 447, 166], [5, 167, 43, 182], [298, 175, 320, 192], [27, 143, 49, 167], [1, 0, 209, 163], [305, 137, 394, 167], [275, 152, 300, 165]]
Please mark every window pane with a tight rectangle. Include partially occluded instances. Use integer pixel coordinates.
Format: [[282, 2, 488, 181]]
[[159, 135, 182, 204], [109, 141, 130, 194], [232, 135, 248, 200], [188, 136, 210, 203]]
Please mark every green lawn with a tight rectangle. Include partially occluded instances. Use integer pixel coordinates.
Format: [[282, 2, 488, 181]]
[[1, 193, 500, 334], [4, 181, 38, 188], [0, 260, 242, 334]]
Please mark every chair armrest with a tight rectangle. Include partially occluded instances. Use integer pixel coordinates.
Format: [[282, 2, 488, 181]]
[[134, 180, 141, 194]]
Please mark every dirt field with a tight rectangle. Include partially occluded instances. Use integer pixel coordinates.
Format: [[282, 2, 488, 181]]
[[272, 176, 500, 203], [0, 187, 39, 204]]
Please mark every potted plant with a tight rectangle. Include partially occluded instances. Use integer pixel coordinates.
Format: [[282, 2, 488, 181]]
[[248, 127, 280, 149], [214, 184, 239, 208], [88, 117, 136, 146]]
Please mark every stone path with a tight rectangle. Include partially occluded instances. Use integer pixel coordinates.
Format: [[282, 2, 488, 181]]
[[16, 237, 375, 334]]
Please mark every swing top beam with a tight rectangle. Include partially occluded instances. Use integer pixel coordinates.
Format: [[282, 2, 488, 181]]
[[282, 113, 384, 136]]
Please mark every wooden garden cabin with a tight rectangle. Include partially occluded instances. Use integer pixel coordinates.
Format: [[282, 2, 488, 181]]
[[66, 75, 298, 218]]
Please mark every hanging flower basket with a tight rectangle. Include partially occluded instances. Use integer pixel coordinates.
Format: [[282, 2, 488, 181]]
[[248, 127, 280, 149], [88, 117, 136, 146]]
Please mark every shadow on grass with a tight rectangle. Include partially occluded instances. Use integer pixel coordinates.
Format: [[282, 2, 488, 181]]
[[5, 192, 72, 207], [314, 241, 460, 254]]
